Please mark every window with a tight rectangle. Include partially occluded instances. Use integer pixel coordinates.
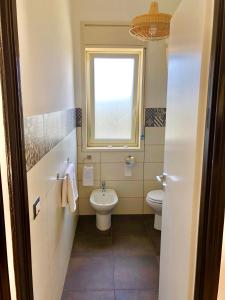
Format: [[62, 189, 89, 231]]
[[85, 48, 144, 149]]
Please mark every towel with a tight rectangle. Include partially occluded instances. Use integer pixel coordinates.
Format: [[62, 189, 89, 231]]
[[62, 163, 78, 212], [82, 165, 94, 186]]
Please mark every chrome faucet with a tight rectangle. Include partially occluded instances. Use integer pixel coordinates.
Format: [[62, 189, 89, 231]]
[[101, 181, 106, 192]]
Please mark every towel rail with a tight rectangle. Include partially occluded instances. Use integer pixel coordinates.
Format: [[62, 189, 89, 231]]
[[56, 173, 68, 180], [56, 158, 71, 180]]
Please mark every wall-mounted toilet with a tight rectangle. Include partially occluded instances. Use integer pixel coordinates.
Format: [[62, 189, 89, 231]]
[[146, 190, 164, 231], [90, 187, 118, 231]]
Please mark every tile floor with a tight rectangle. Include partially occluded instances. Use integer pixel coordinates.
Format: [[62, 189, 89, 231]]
[[62, 215, 161, 300]]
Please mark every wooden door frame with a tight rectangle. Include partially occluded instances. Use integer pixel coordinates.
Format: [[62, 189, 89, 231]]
[[194, 0, 225, 299], [0, 0, 225, 299], [0, 172, 11, 300], [0, 0, 33, 299]]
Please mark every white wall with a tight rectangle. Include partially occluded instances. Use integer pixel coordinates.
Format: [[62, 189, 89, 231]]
[[17, 0, 76, 116], [16, 0, 78, 299], [27, 131, 78, 300]]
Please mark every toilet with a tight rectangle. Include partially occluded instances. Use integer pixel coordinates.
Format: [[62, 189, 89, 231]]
[[90, 189, 118, 231], [146, 190, 164, 231]]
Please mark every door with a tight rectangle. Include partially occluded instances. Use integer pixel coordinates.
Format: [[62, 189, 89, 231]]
[[159, 0, 215, 299]]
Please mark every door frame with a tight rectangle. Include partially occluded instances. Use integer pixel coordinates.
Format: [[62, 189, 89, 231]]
[[0, 172, 11, 300], [0, 0, 225, 299], [0, 0, 33, 299], [194, 0, 225, 299]]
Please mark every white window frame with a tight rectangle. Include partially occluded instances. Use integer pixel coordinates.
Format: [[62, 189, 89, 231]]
[[85, 47, 144, 149]]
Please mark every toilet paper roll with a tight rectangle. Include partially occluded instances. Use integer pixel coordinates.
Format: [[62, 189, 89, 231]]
[[124, 164, 132, 177], [83, 165, 94, 186]]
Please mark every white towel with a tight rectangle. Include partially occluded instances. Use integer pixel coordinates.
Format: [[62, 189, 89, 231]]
[[62, 163, 78, 212], [82, 165, 94, 186]]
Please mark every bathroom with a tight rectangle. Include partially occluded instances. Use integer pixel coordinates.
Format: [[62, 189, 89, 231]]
[[5, 0, 213, 299]]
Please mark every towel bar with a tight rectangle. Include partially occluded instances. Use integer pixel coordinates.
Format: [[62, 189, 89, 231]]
[[56, 173, 68, 180], [64, 158, 72, 164], [56, 158, 73, 180]]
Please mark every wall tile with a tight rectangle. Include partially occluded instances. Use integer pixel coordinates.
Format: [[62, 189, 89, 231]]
[[144, 202, 154, 214], [144, 163, 164, 180], [101, 163, 143, 181], [75, 108, 82, 127], [78, 146, 100, 163], [101, 151, 144, 163], [74, 108, 167, 215], [112, 198, 143, 215], [145, 108, 166, 127], [79, 198, 95, 215], [144, 180, 162, 197], [145, 127, 165, 145], [105, 181, 143, 198], [76, 128, 82, 146], [44, 111, 63, 152], [24, 115, 45, 171], [78, 181, 101, 198], [77, 163, 101, 181], [145, 145, 164, 162], [24, 108, 77, 171]]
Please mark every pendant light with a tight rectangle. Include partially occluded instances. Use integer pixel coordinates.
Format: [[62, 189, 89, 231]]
[[129, 1, 172, 41]]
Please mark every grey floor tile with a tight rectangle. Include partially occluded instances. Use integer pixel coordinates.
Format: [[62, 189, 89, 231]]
[[62, 290, 115, 300], [62, 215, 161, 299], [143, 215, 155, 229], [77, 216, 112, 237], [115, 290, 158, 300], [64, 256, 114, 291], [112, 234, 156, 256], [114, 255, 159, 290], [72, 236, 113, 257], [112, 215, 146, 236]]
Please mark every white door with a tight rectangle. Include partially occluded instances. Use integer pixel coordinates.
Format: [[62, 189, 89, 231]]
[[159, 0, 215, 299]]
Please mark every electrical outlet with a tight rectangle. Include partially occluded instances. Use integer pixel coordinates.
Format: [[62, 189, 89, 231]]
[[33, 197, 41, 220]]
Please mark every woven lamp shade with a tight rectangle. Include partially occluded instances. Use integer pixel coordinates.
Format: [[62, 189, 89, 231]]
[[129, 1, 172, 41]]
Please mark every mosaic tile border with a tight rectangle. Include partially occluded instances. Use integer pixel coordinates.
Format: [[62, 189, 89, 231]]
[[74, 108, 166, 128], [145, 108, 166, 127], [76, 108, 82, 127], [24, 108, 78, 172]]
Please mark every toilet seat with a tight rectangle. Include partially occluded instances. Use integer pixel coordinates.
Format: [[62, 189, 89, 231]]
[[146, 190, 164, 204]]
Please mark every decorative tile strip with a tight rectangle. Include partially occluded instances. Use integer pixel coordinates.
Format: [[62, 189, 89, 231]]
[[24, 115, 45, 172], [24, 108, 76, 172], [75, 108, 82, 127], [145, 108, 166, 127]]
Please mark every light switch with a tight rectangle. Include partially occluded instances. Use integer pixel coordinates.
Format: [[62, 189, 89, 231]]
[[33, 197, 41, 219]]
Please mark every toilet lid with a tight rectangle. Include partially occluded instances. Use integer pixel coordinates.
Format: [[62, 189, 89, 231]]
[[147, 190, 164, 203]]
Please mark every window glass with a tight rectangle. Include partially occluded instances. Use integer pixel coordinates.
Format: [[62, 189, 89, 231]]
[[85, 48, 143, 148], [94, 57, 135, 140]]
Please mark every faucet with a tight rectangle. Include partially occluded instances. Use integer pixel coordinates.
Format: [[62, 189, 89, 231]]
[[101, 181, 106, 192]]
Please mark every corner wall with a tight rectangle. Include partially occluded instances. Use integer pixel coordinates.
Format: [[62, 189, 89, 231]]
[[16, 0, 78, 299]]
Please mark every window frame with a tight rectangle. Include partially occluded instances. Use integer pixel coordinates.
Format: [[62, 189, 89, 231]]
[[85, 47, 144, 149]]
